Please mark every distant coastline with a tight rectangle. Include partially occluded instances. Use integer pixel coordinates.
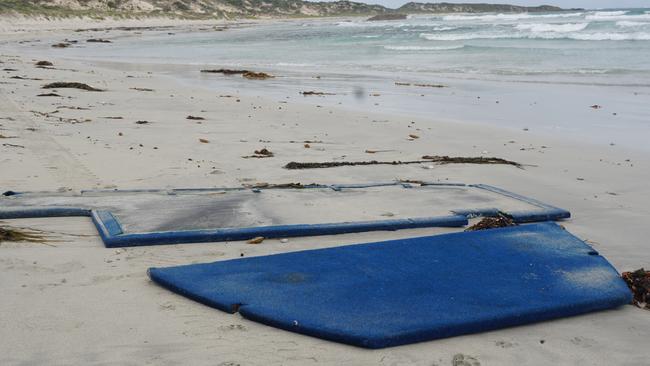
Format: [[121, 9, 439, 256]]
[[0, 1, 576, 20]]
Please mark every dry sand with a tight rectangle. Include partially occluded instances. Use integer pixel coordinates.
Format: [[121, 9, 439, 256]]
[[1, 17, 649, 365]]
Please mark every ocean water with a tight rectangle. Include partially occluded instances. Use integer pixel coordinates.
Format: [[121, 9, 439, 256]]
[[37, 9, 650, 150], [78, 8, 650, 84]]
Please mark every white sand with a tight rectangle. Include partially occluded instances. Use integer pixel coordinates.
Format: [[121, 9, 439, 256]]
[[1, 17, 649, 365]]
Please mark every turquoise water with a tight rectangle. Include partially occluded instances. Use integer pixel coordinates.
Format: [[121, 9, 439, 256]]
[[81, 8, 650, 86]]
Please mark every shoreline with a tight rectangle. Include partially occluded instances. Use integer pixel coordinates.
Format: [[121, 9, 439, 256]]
[[1, 17, 649, 365], [7, 16, 647, 152]]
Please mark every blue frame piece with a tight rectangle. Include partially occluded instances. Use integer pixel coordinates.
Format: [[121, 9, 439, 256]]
[[0, 182, 570, 248]]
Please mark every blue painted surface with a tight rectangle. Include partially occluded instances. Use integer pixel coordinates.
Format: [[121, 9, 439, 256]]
[[148, 223, 631, 348], [0, 207, 91, 219], [0, 182, 571, 247]]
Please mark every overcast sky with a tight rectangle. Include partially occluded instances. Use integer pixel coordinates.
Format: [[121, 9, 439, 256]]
[[346, 0, 650, 9]]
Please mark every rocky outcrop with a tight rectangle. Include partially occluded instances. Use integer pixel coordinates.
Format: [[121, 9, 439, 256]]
[[368, 13, 407, 21]]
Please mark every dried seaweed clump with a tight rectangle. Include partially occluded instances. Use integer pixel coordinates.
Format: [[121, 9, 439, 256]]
[[421, 155, 522, 168], [243, 71, 274, 80], [466, 214, 516, 231], [0, 226, 47, 243], [42, 82, 104, 92], [622, 268, 650, 310]]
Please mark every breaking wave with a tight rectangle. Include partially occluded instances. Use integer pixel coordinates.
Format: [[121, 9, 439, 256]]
[[383, 45, 465, 51], [586, 11, 650, 21], [514, 23, 589, 33], [443, 12, 584, 21], [420, 31, 650, 41], [616, 21, 649, 28]]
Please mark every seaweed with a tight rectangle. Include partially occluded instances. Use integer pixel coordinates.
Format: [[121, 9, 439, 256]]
[[622, 268, 650, 310], [284, 155, 523, 169], [465, 214, 516, 231], [42, 82, 104, 92], [0, 226, 47, 244]]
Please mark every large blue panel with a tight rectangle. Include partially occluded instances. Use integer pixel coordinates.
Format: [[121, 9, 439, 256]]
[[149, 223, 631, 348]]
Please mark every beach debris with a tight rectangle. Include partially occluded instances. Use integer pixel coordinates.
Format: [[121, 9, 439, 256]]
[[243, 148, 275, 159], [466, 214, 516, 231], [201, 69, 249, 75], [42, 82, 104, 92], [199, 138, 210, 143], [57, 106, 90, 110], [135, 120, 150, 124], [255, 148, 273, 156], [35, 60, 53, 67], [285, 155, 523, 169], [247, 236, 265, 244], [243, 71, 274, 80], [102, 116, 123, 119], [304, 143, 310, 148], [187, 115, 205, 120], [408, 134, 420, 139], [414, 83, 447, 88], [87, 38, 112, 43], [3, 68, 18, 71], [590, 104, 602, 109], [395, 82, 447, 88], [2, 143, 25, 148], [36, 93, 62, 97], [52, 42, 71, 48], [10, 76, 43, 80], [0, 226, 47, 244], [301, 91, 336, 96], [365, 149, 395, 154], [421, 155, 523, 168], [130, 87, 154, 92], [201, 69, 273, 79], [622, 268, 650, 310], [285, 160, 426, 169]]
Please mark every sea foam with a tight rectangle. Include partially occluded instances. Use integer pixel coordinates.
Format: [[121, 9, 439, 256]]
[[515, 23, 589, 33], [383, 45, 465, 51]]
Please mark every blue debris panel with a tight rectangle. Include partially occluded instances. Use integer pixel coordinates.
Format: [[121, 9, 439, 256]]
[[149, 223, 631, 348], [0, 182, 570, 247]]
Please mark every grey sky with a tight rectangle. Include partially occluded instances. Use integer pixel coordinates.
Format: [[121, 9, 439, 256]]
[[345, 0, 650, 10]]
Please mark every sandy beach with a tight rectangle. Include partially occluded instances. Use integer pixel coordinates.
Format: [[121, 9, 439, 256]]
[[1, 16, 650, 365]]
